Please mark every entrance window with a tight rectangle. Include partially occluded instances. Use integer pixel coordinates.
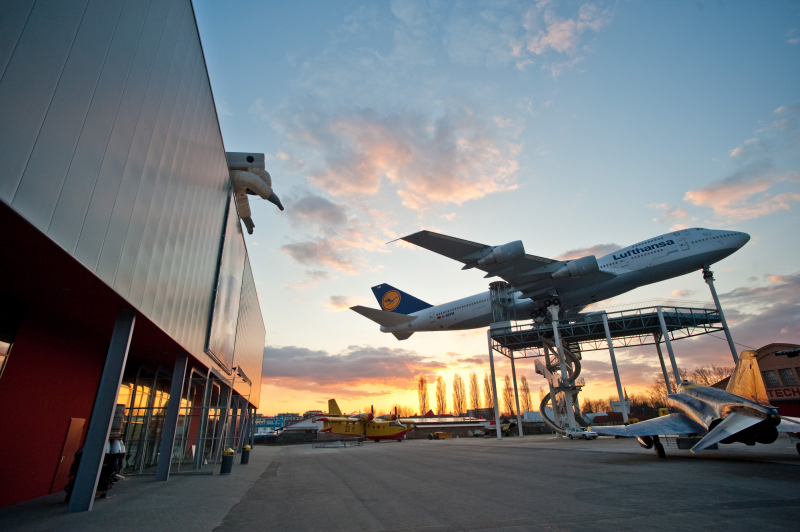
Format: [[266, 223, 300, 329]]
[[762, 370, 780, 388], [778, 369, 797, 387]]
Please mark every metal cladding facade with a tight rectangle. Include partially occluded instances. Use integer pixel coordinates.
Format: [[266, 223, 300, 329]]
[[0, 0, 264, 402]]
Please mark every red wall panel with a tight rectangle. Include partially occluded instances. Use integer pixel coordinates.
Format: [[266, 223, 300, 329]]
[[0, 309, 107, 508]]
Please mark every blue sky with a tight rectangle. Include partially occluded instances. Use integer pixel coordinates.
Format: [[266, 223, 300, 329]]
[[194, 0, 800, 414]]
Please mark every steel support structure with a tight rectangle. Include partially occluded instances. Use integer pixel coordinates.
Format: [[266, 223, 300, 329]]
[[193, 370, 214, 469], [486, 330, 503, 440], [155, 353, 188, 481], [602, 313, 628, 423], [68, 309, 136, 513], [549, 306, 576, 430], [657, 307, 681, 385], [510, 352, 524, 437], [653, 333, 673, 394], [702, 265, 739, 363]]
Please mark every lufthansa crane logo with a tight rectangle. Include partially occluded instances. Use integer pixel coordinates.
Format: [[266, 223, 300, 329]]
[[382, 290, 401, 311]]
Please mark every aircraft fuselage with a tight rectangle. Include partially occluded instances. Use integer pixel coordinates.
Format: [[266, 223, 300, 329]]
[[381, 228, 750, 334]]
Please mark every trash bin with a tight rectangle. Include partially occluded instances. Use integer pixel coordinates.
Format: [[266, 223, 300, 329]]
[[241, 445, 251, 465], [220, 447, 235, 475]]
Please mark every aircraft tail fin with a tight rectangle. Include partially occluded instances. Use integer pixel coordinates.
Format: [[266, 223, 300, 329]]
[[328, 399, 342, 417], [392, 332, 414, 341], [371, 283, 433, 315], [725, 350, 770, 405]]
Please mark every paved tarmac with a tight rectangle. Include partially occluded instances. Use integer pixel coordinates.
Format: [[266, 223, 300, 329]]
[[2, 435, 799, 531]]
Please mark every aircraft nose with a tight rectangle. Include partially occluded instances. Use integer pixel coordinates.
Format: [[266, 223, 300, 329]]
[[740, 232, 751, 247]]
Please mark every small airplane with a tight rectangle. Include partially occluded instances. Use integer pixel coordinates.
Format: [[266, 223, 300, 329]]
[[317, 400, 415, 442], [590, 350, 800, 457], [350, 228, 750, 340]]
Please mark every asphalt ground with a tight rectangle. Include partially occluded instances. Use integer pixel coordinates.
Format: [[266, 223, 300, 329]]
[[2, 435, 799, 531]]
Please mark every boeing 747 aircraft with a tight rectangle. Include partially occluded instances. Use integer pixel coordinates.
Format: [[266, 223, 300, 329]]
[[350, 228, 750, 340]]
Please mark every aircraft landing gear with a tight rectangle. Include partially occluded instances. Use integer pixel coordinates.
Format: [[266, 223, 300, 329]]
[[653, 435, 665, 458]]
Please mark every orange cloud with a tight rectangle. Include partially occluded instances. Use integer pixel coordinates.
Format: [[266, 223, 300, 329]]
[[286, 106, 520, 211], [684, 166, 800, 222]]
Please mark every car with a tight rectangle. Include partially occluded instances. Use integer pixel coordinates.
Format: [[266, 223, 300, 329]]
[[566, 427, 598, 440]]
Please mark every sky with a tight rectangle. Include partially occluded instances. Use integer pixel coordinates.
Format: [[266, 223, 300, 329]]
[[193, 0, 800, 416]]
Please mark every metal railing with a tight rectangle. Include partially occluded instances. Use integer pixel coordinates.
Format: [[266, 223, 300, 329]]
[[490, 305, 725, 358]]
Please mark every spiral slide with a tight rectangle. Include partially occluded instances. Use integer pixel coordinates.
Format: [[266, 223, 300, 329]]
[[537, 345, 589, 435]]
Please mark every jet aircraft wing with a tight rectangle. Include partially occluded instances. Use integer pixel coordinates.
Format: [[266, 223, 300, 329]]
[[400, 230, 616, 303], [591, 414, 705, 437], [777, 416, 800, 434]]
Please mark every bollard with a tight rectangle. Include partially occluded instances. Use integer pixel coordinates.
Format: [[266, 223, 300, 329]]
[[241, 445, 251, 465], [220, 447, 235, 475]]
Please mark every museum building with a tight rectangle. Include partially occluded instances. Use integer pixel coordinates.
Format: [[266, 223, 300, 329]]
[[0, 0, 265, 510]]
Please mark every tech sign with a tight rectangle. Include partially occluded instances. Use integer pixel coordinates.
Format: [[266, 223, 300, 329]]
[[766, 387, 800, 401]]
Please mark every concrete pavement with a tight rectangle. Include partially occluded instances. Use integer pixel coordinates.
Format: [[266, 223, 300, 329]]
[[2, 435, 799, 531]]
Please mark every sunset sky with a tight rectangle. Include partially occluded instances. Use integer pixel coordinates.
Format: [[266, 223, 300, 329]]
[[193, 0, 800, 416]]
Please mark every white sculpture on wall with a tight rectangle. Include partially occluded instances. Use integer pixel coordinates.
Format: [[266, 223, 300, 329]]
[[226, 152, 284, 234]]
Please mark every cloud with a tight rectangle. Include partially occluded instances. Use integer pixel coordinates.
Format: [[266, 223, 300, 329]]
[[285, 269, 330, 290], [683, 105, 800, 222], [248, 98, 269, 120], [439, 213, 456, 221], [684, 162, 800, 222], [287, 193, 348, 230], [327, 295, 363, 311], [787, 29, 800, 45], [516, 1, 612, 75], [555, 243, 620, 261], [261, 344, 446, 397], [281, 239, 359, 273], [281, 105, 520, 211], [671, 289, 694, 297], [648, 202, 689, 224]]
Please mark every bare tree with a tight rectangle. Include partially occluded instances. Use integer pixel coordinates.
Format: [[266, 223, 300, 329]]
[[581, 397, 594, 413], [520, 375, 533, 413], [436, 376, 447, 415], [469, 372, 481, 412], [503, 375, 515, 417], [418, 375, 429, 415], [483, 373, 494, 409], [452, 374, 467, 416], [646, 365, 734, 408], [391, 404, 414, 417]]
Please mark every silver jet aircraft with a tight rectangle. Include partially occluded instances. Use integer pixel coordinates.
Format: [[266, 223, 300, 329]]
[[591, 350, 800, 457]]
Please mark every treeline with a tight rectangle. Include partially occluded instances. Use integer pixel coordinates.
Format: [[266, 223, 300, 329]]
[[415, 373, 535, 417], [581, 365, 734, 416]]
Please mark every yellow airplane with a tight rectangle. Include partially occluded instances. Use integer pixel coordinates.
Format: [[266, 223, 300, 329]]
[[318, 400, 415, 441]]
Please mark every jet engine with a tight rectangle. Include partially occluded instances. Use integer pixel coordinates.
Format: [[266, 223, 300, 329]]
[[477, 241, 525, 267], [637, 435, 654, 449], [552, 255, 599, 279]]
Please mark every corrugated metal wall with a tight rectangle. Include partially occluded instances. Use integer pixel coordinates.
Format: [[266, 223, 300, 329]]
[[0, 0, 265, 404], [233, 258, 265, 407]]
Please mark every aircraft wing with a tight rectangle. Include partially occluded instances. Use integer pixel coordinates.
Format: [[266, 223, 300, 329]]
[[591, 414, 705, 437], [690, 412, 761, 453], [777, 416, 800, 434], [399, 230, 616, 303]]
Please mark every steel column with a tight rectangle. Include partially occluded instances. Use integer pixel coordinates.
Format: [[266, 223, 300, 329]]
[[602, 313, 628, 423], [193, 370, 214, 469], [487, 331, 502, 440], [550, 309, 576, 429], [68, 309, 136, 513], [509, 353, 524, 437], [653, 333, 673, 394], [155, 353, 188, 481], [657, 307, 681, 385], [703, 266, 739, 363]]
